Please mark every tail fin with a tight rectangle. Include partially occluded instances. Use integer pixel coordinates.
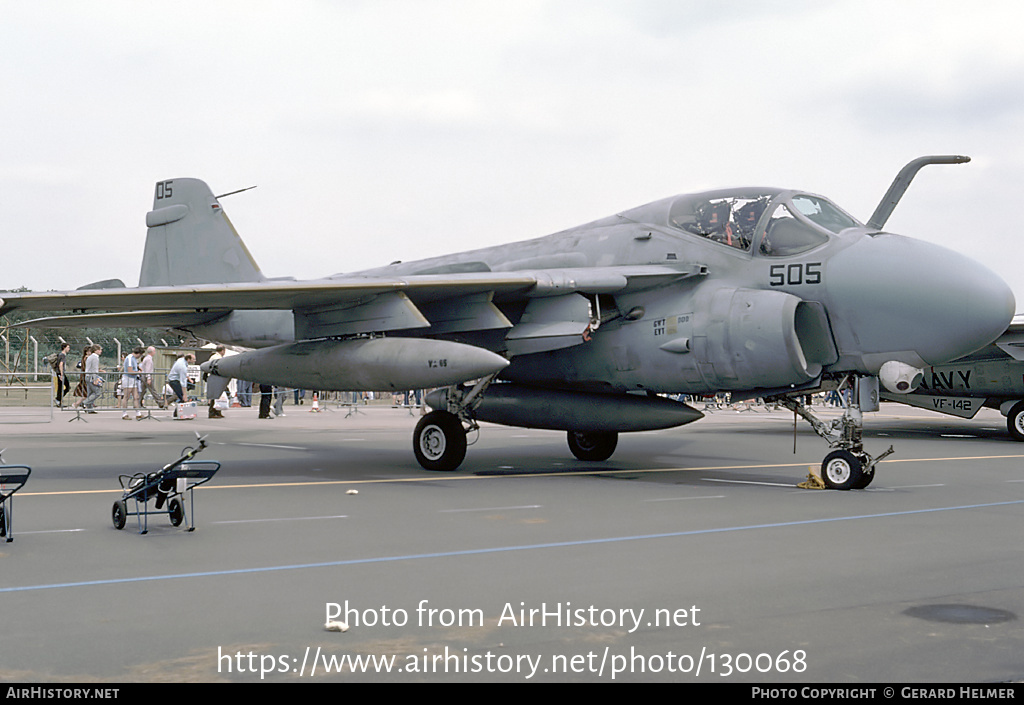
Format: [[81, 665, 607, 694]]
[[139, 178, 265, 287]]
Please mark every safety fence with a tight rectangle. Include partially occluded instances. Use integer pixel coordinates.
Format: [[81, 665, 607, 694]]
[[0, 373, 54, 422], [61, 368, 171, 414], [0, 370, 427, 421]]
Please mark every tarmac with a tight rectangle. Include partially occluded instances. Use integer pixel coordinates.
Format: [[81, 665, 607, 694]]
[[0, 399, 1022, 682]]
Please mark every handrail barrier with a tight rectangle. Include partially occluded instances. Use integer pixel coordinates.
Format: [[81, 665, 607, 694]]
[[62, 368, 171, 420], [0, 372, 54, 422], [0, 367, 427, 422]]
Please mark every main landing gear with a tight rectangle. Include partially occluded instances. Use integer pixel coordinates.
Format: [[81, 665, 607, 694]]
[[412, 375, 495, 472], [412, 376, 623, 471], [775, 382, 893, 490], [412, 409, 621, 470], [413, 410, 468, 471], [566, 431, 618, 461]]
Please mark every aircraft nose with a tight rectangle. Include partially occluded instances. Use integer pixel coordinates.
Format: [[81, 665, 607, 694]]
[[826, 234, 1015, 368]]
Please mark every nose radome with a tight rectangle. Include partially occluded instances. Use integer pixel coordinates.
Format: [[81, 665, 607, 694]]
[[953, 263, 1018, 361], [826, 233, 1015, 368]]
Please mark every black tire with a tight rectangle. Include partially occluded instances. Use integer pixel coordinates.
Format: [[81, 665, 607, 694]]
[[0, 506, 6, 537], [1007, 401, 1024, 442], [852, 466, 875, 490], [567, 431, 618, 462], [112, 500, 127, 530], [413, 411, 467, 471], [821, 449, 864, 490], [168, 498, 184, 527]]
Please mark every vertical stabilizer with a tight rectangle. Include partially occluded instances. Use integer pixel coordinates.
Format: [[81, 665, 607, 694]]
[[140, 178, 265, 286]]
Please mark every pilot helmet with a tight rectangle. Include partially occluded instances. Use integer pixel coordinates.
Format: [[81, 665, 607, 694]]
[[736, 199, 766, 233], [696, 200, 731, 233]]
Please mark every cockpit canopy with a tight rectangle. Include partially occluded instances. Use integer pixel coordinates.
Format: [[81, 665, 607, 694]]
[[664, 188, 861, 256]]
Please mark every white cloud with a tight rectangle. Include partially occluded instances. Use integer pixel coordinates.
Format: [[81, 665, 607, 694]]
[[1, 0, 1023, 301]]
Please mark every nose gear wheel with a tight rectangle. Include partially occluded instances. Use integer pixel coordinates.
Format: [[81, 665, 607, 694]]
[[775, 384, 893, 490]]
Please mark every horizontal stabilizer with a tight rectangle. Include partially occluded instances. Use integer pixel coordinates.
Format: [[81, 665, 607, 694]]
[[77, 278, 127, 290]]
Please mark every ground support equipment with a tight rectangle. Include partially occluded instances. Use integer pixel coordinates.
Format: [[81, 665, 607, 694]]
[[0, 464, 31, 543], [112, 434, 220, 534]]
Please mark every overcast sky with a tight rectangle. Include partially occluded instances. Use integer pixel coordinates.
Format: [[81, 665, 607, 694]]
[[3, 0, 1023, 305]]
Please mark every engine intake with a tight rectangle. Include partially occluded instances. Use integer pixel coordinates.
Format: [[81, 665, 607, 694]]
[[691, 288, 837, 390]]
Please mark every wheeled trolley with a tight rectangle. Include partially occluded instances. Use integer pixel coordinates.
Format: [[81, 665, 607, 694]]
[[0, 463, 31, 543], [112, 434, 220, 534]]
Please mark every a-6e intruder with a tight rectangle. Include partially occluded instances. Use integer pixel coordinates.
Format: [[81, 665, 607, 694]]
[[3, 156, 1014, 489]]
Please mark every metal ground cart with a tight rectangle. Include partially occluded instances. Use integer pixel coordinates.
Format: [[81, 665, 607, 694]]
[[112, 434, 220, 534], [0, 456, 31, 543]]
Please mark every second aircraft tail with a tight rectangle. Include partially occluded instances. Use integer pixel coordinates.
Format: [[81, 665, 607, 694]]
[[139, 178, 265, 287]]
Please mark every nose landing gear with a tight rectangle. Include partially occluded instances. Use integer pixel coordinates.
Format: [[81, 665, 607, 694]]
[[775, 378, 894, 490]]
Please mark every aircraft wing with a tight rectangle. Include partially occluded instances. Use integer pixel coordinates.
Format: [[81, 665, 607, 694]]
[[2, 265, 704, 346], [1, 275, 527, 313], [4, 310, 232, 329]]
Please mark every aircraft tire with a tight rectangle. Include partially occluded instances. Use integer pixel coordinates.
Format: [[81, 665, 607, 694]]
[[567, 431, 618, 462], [112, 500, 127, 530], [820, 449, 863, 491], [169, 498, 184, 527], [413, 411, 467, 471], [0, 506, 6, 537], [851, 465, 875, 490], [1007, 401, 1024, 442]]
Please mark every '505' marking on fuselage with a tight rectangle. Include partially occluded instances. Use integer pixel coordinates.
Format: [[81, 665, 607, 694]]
[[769, 262, 822, 287]]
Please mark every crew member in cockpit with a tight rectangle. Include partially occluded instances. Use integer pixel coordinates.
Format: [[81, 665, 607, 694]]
[[695, 200, 735, 247], [735, 199, 767, 250]]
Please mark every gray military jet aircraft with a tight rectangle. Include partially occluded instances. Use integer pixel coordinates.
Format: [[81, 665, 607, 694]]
[[880, 314, 1024, 440], [2, 156, 1015, 489]]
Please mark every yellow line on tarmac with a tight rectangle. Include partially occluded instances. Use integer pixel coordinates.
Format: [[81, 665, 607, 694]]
[[17, 462, 822, 496], [881, 453, 1024, 464], [18, 452, 1024, 497]]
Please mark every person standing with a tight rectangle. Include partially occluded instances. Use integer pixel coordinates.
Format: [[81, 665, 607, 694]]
[[138, 346, 163, 408], [237, 379, 252, 407], [258, 383, 273, 419], [81, 345, 103, 413], [72, 346, 91, 404], [54, 343, 71, 408], [119, 347, 142, 419], [167, 353, 194, 414], [206, 345, 226, 418]]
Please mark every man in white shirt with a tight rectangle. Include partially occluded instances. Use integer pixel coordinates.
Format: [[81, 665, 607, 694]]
[[167, 353, 194, 410], [206, 345, 226, 418], [81, 345, 103, 412], [139, 347, 164, 408]]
